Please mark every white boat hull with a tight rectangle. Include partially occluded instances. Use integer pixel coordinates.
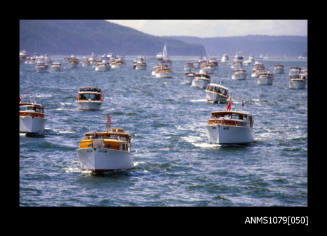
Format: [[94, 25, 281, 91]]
[[77, 101, 102, 110], [289, 80, 305, 89], [206, 125, 254, 144], [77, 148, 133, 172], [184, 76, 194, 84], [95, 66, 109, 72], [134, 65, 146, 70], [191, 78, 210, 89], [232, 73, 247, 80], [257, 77, 273, 85], [155, 72, 173, 78], [206, 92, 228, 104], [20, 116, 46, 134]]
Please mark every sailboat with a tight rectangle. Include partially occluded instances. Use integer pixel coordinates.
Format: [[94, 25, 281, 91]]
[[162, 44, 172, 65]]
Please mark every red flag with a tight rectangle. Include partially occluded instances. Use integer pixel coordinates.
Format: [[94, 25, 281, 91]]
[[106, 113, 112, 130], [19, 96, 21, 104], [226, 97, 231, 111]]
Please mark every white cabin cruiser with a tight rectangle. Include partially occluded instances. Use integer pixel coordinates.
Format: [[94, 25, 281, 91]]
[[133, 56, 147, 70], [221, 53, 229, 63], [232, 68, 247, 80], [35, 60, 48, 73], [191, 70, 211, 89], [51, 62, 62, 72], [77, 127, 133, 174], [76, 87, 103, 110], [20, 101, 46, 135], [273, 64, 284, 74], [206, 102, 254, 144], [205, 83, 229, 104], [155, 64, 173, 78], [289, 75, 305, 89], [257, 71, 273, 85]]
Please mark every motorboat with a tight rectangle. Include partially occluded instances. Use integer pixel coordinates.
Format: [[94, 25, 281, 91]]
[[191, 70, 211, 89], [251, 61, 265, 78], [184, 72, 196, 84], [243, 55, 255, 65], [76, 87, 103, 110], [155, 64, 173, 78], [221, 53, 229, 63], [232, 68, 247, 80], [133, 56, 147, 70], [208, 57, 219, 70], [231, 62, 243, 70], [201, 62, 215, 74], [82, 58, 91, 67], [95, 61, 110, 72], [205, 83, 229, 104], [110, 57, 125, 69], [289, 74, 305, 89], [233, 52, 244, 64], [20, 101, 46, 135], [51, 62, 62, 72], [289, 66, 301, 76], [300, 68, 308, 80], [35, 60, 49, 73], [273, 64, 284, 74], [77, 127, 133, 174], [257, 71, 274, 85], [206, 99, 254, 144], [20, 50, 27, 63], [156, 52, 163, 60], [68, 56, 79, 69]]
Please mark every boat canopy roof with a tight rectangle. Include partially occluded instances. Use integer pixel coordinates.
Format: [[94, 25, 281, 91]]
[[20, 103, 43, 109], [84, 128, 129, 138], [79, 87, 102, 92], [207, 83, 229, 90], [210, 111, 251, 118]]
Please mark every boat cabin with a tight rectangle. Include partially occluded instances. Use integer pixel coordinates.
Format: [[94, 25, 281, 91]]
[[209, 111, 253, 128], [19, 103, 45, 118], [80, 128, 131, 151]]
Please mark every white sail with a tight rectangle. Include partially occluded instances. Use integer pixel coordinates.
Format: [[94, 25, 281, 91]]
[[163, 44, 168, 59]]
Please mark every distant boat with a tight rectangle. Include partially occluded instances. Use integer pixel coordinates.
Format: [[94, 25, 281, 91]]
[[205, 83, 229, 104], [133, 56, 147, 70], [232, 68, 247, 80], [35, 60, 49, 73], [273, 64, 284, 74], [51, 62, 62, 72], [257, 71, 273, 85], [191, 69, 211, 89], [221, 53, 229, 63], [76, 87, 103, 110]]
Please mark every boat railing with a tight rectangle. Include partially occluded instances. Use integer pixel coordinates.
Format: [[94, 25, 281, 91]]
[[209, 119, 247, 127]]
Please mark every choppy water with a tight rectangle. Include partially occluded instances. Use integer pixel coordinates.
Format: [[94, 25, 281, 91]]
[[19, 56, 307, 206]]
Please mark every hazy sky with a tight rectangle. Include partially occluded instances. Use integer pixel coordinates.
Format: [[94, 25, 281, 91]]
[[107, 20, 307, 38]]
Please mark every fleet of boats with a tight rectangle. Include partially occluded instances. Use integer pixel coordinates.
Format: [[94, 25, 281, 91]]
[[20, 49, 307, 174]]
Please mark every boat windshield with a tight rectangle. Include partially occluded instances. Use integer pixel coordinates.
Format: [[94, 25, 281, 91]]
[[79, 93, 101, 100], [79, 87, 101, 92]]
